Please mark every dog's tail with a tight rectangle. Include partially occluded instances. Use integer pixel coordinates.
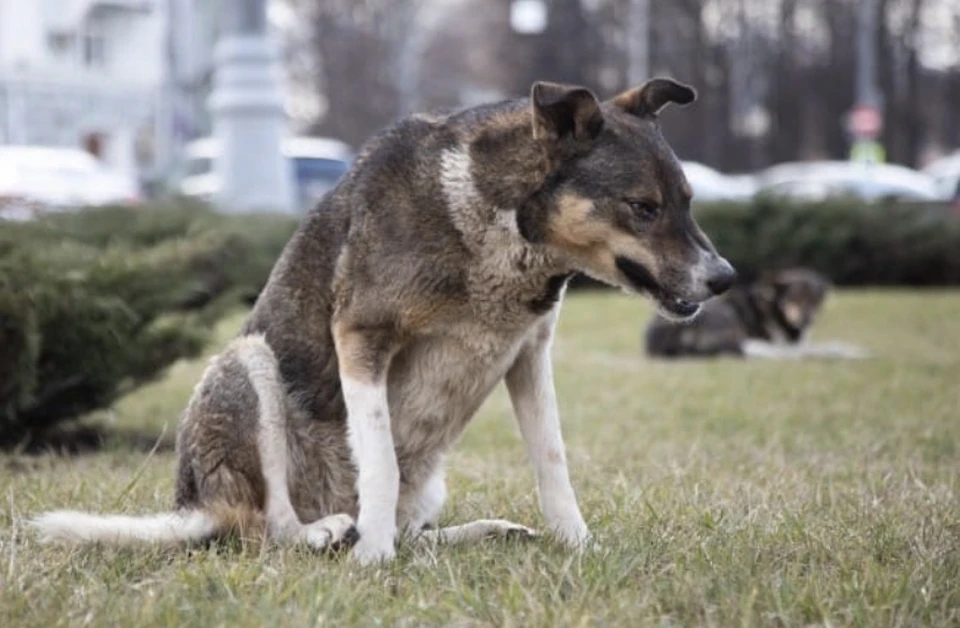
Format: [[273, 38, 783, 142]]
[[29, 508, 222, 546]]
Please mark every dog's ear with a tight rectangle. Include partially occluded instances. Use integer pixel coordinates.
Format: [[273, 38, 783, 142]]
[[610, 78, 696, 118], [531, 81, 604, 143]]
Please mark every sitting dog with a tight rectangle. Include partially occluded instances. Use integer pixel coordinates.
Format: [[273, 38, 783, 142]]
[[644, 267, 869, 360], [31, 77, 736, 564]]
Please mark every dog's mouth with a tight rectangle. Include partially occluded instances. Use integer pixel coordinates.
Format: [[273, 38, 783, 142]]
[[614, 256, 702, 321], [657, 295, 701, 319]]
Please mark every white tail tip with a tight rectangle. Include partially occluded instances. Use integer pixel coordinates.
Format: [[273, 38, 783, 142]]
[[29, 509, 216, 546]]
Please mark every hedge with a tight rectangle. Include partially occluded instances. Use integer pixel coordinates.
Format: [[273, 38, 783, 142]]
[[2, 195, 957, 445], [0, 202, 299, 445], [696, 196, 960, 286]]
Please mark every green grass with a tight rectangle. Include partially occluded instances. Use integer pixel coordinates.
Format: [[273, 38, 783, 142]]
[[2, 290, 959, 627]]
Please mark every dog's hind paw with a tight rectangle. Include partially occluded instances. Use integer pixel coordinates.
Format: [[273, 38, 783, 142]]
[[299, 513, 358, 553], [479, 519, 539, 541], [817, 341, 872, 360], [415, 519, 539, 546], [550, 522, 593, 551]]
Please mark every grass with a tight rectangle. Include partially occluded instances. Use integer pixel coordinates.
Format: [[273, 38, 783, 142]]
[[2, 289, 959, 627]]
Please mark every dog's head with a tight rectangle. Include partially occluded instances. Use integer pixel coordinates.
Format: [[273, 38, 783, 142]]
[[518, 78, 735, 321], [752, 268, 831, 338]]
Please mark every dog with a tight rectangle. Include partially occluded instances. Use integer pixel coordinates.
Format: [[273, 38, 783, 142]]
[[644, 267, 869, 360], [30, 77, 736, 565]]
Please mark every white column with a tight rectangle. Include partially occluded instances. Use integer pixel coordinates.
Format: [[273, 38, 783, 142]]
[[207, 0, 293, 214]]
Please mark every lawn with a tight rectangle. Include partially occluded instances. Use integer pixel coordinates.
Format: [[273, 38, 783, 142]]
[[2, 289, 959, 627]]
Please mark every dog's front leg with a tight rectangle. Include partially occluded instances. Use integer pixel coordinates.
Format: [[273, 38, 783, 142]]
[[334, 323, 400, 565], [505, 334, 591, 549]]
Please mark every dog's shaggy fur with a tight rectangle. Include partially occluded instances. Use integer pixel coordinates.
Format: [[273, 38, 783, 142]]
[[31, 78, 735, 564]]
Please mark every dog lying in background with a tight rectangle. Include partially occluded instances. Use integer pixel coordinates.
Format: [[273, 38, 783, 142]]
[[644, 267, 870, 360]]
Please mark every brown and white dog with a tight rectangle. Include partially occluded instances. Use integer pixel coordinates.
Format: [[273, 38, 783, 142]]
[[31, 78, 735, 564]]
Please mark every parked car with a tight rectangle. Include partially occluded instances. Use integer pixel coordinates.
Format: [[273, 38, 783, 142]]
[[0, 145, 141, 220], [680, 161, 757, 204], [921, 150, 960, 201], [754, 160, 940, 202], [176, 135, 354, 212]]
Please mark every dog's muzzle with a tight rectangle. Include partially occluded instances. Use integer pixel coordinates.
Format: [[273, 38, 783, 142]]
[[705, 258, 737, 296], [614, 256, 705, 320]]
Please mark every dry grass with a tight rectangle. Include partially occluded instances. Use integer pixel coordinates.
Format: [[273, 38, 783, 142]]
[[2, 289, 959, 627]]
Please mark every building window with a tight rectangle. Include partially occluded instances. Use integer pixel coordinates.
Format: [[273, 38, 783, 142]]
[[82, 22, 109, 69], [48, 33, 75, 54]]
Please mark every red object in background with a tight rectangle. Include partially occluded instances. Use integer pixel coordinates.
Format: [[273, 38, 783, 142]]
[[848, 104, 883, 139], [83, 133, 105, 160]]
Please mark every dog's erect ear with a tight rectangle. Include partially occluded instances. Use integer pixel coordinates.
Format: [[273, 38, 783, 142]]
[[531, 81, 604, 143], [610, 78, 697, 118]]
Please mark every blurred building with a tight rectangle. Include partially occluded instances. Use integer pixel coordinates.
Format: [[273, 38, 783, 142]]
[[154, 0, 299, 188], [0, 0, 163, 178], [0, 0, 296, 189], [155, 0, 217, 184]]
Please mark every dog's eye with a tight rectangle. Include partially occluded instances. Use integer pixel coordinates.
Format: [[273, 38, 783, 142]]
[[626, 200, 660, 221]]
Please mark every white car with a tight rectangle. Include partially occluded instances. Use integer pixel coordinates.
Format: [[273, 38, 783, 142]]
[[0, 146, 141, 220], [680, 161, 757, 204], [755, 160, 941, 202], [922, 151, 960, 200], [176, 136, 354, 212]]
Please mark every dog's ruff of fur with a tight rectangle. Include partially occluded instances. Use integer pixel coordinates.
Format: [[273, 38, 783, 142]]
[[30, 77, 736, 564]]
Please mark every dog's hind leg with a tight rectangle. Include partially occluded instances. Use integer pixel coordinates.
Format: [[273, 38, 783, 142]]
[[31, 336, 358, 550], [398, 465, 537, 548], [398, 463, 447, 534], [234, 336, 358, 551], [741, 339, 804, 360], [797, 341, 871, 360], [415, 520, 538, 546]]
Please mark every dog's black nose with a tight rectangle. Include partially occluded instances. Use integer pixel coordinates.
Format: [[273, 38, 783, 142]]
[[707, 264, 737, 295]]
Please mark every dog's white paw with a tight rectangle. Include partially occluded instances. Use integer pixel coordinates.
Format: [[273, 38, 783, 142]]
[[818, 341, 872, 360], [300, 513, 358, 551], [473, 519, 539, 540], [839, 344, 871, 359], [349, 533, 396, 566], [552, 523, 594, 551]]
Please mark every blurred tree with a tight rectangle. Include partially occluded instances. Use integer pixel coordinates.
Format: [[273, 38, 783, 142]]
[[0, 203, 299, 446], [285, 0, 960, 170]]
